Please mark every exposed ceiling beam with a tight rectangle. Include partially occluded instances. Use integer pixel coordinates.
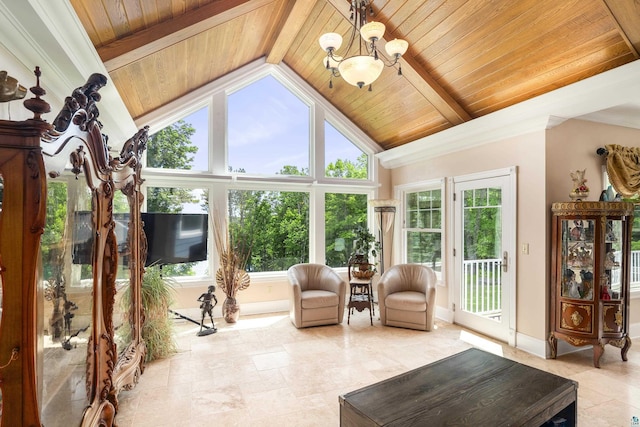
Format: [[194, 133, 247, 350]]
[[323, 0, 471, 125], [98, 0, 276, 72], [378, 37, 472, 125], [601, 0, 640, 58], [266, 0, 319, 64]]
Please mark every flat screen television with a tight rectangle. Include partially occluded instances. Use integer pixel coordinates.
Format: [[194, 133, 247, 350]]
[[142, 212, 208, 266], [72, 211, 131, 265], [72, 211, 208, 267]]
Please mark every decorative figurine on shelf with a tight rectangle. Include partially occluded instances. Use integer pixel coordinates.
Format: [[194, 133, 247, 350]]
[[600, 275, 612, 300], [599, 185, 620, 202], [570, 220, 584, 241], [197, 285, 218, 336], [604, 249, 620, 269], [580, 270, 594, 299], [564, 269, 582, 299], [569, 169, 589, 201], [605, 221, 617, 242]]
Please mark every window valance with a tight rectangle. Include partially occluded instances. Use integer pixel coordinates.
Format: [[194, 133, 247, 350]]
[[600, 144, 640, 198]]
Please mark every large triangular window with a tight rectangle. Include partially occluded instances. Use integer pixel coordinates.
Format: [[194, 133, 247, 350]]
[[324, 120, 368, 180], [227, 75, 310, 176]]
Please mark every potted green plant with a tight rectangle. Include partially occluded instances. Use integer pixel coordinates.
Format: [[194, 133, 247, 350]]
[[350, 225, 380, 277], [118, 264, 177, 362]]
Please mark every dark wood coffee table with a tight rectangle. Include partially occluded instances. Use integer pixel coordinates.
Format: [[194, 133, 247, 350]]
[[339, 348, 577, 426]]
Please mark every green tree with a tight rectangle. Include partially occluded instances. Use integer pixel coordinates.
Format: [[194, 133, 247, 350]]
[[146, 120, 199, 213], [42, 182, 69, 282], [631, 205, 640, 251], [325, 153, 368, 179], [325, 192, 368, 267], [147, 120, 197, 169], [228, 158, 369, 272], [228, 166, 311, 272], [463, 188, 501, 260], [324, 154, 369, 267]]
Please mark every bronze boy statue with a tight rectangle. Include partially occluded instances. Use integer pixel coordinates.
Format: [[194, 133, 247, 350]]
[[197, 285, 217, 336]]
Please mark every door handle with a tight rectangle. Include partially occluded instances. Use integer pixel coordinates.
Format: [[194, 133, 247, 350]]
[[502, 251, 508, 273]]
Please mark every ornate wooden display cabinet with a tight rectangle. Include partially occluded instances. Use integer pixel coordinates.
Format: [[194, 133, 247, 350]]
[[0, 69, 51, 427], [549, 201, 634, 368]]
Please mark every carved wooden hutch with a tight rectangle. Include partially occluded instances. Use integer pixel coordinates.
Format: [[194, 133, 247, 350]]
[[549, 201, 633, 368], [0, 69, 148, 426]]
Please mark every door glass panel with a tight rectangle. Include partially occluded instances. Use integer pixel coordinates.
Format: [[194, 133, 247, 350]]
[[461, 187, 502, 321], [41, 180, 91, 426], [562, 219, 595, 300]]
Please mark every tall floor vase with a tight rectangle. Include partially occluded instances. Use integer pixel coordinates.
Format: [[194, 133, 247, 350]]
[[222, 297, 240, 323]]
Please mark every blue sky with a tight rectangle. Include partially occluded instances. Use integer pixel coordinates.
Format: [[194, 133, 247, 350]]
[[180, 75, 364, 175]]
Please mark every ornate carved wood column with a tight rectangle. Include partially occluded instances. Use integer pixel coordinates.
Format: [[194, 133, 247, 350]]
[[0, 67, 51, 427]]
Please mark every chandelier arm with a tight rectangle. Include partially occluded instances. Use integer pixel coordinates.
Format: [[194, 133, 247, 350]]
[[382, 56, 401, 67]]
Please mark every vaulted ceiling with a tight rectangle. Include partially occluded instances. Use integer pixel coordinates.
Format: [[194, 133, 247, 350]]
[[68, 0, 640, 151]]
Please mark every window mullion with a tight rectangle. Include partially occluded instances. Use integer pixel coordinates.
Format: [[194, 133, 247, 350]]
[[311, 187, 323, 264], [211, 91, 226, 175]]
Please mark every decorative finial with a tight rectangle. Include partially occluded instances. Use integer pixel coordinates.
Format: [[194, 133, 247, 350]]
[[23, 66, 51, 120]]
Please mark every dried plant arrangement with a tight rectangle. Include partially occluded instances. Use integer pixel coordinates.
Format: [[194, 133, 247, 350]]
[[211, 208, 251, 322]]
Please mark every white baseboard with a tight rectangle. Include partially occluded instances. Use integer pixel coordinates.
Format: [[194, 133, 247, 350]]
[[516, 320, 640, 359], [233, 299, 290, 316], [172, 299, 289, 322], [514, 332, 548, 358], [630, 320, 640, 340], [435, 306, 454, 323]]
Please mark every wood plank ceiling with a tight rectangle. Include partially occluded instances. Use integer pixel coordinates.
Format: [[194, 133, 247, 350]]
[[69, 0, 640, 151]]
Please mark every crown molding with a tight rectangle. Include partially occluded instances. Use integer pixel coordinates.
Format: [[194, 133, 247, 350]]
[[377, 59, 640, 169]]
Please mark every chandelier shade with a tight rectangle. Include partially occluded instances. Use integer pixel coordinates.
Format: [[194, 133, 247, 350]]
[[385, 38, 409, 58], [319, 32, 343, 52], [338, 56, 384, 88], [360, 21, 385, 42], [318, 0, 408, 90]]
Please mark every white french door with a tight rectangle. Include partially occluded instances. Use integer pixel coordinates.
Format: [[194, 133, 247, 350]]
[[452, 168, 516, 345]]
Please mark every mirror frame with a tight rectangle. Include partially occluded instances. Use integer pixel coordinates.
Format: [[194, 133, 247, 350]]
[[41, 74, 148, 426]]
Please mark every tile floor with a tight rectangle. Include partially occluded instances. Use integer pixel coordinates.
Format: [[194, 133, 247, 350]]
[[114, 311, 640, 426]]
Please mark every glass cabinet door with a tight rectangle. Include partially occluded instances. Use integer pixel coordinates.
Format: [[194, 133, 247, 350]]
[[604, 219, 623, 299], [561, 219, 595, 300]]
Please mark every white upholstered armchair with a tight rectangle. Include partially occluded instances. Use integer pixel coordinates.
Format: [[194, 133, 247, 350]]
[[377, 264, 437, 331], [287, 263, 347, 328]]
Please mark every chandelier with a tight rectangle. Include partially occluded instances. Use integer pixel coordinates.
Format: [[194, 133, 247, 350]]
[[319, 1, 408, 90]]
